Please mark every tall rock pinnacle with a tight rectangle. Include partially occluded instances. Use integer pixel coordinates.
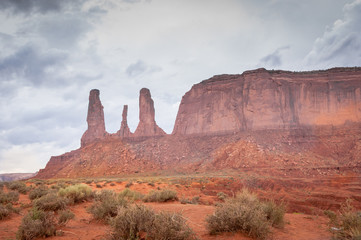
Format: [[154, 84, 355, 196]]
[[133, 88, 166, 137], [81, 89, 107, 146], [117, 105, 131, 138]]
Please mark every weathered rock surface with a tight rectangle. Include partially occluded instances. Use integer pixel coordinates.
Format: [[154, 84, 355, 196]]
[[117, 105, 132, 138], [36, 67, 361, 179], [133, 88, 166, 137], [81, 89, 107, 146], [172, 68, 361, 135]]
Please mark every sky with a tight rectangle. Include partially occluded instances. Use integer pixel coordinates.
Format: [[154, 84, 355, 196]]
[[0, 0, 360, 174]]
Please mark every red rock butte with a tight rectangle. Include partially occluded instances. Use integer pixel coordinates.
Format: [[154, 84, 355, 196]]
[[36, 67, 361, 179]]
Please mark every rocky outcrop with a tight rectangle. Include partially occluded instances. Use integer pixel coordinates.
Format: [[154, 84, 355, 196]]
[[117, 105, 132, 138], [81, 89, 107, 146], [133, 88, 166, 137], [172, 68, 361, 135], [36, 67, 361, 179]]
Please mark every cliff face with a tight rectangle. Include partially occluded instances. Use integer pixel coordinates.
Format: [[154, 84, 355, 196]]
[[35, 67, 361, 179], [172, 68, 361, 135]]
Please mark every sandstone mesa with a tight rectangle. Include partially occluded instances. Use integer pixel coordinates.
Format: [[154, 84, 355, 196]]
[[36, 67, 361, 179]]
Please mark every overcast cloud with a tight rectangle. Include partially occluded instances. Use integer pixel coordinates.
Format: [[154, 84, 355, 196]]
[[0, 0, 360, 173]]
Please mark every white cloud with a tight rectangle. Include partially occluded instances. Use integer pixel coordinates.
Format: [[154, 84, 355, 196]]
[[305, 0, 361, 69], [0, 0, 359, 173]]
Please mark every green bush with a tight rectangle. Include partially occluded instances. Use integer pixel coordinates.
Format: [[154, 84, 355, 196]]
[[33, 193, 68, 211], [110, 205, 196, 240], [58, 184, 93, 204], [16, 208, 56, 240], [143, 189, 177, 202], [262, 200, 285, 228], [89, 190, 128, 221], [29, 186, 49, 200], [0, 191, 19, 204], [58, 209, 75, 225], [9, 181, 28, 194], [118, 188, 144, 201], [206, 189, 271, 239]]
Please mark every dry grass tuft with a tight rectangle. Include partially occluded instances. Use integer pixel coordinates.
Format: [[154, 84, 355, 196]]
[[143, 189, 177, 202]]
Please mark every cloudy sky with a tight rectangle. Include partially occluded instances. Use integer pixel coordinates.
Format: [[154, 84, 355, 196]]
[[0, 0, 360, 174]]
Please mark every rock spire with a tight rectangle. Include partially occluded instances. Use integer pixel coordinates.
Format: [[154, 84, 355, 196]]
[[133, 88, 166, 137], [117, 105, 132, 138], [81, 89, 107, 146]]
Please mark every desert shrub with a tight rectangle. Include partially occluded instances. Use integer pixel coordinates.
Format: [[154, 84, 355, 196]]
[[33, 193, 67, 211], [16, 208, 56, 240], [110, 205, 196, 240], [9, 181, 28, 194], [58, 184, 93, 204], [58, 209, 75, 225], [262, 200, 285, 228], [324, 209, 337, 225], [180, 196, 199, 205], [334, 199, 361, 240], [96, 184, 102, 188], [206, 189, 270, 239], [110, 182, 116, 186], [0, 203, 19, 220], [217, 192, 227, 201], [148, 182, 155, 187], [118, 188, 144, 201], [125, 182, 133, 188], [0, 204, 11, 220], [143, 189, 177, 202], [111, 205, 196, 240], [85, 180, 93, 184], [29, 186, 49, 200], [0, 191, 19, 204], [110, 205, 154, 240], [89, 190, 128, 221], [50, 182, 67, 190]]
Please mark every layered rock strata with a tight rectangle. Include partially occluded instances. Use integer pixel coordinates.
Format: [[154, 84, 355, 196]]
[[172, 68, 361, 135], [36, 67, 361, 179]]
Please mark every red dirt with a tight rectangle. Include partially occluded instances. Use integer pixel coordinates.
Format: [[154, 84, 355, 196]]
[[1, 174, 360, 240]]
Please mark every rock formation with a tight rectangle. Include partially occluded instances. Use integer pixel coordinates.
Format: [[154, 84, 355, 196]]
[[117, 105, 132, 138], [172, 68, 361, 135], [133, 88, 166, 137], [81, 89, 107, 146], [35, 67, 361, 179]]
